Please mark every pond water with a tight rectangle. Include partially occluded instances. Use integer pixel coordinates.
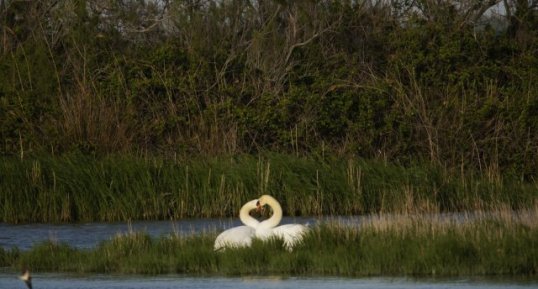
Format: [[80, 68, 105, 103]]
[[0, 216, 314, 250], [0, 212, 508, 250], [0, 273, 537, 289]]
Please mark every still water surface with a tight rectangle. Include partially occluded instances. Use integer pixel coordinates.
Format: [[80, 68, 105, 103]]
[[0, 273, 537, 289], [0, 217, 315, 250], [0, 213, 480, 250]]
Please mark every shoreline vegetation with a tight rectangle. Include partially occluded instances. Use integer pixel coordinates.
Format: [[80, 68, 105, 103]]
[[0, 209, 536, 276], [1, 153, 537, 223]]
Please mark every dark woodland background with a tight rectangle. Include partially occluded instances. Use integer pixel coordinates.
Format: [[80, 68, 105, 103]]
[[1, 0, 537, 178]]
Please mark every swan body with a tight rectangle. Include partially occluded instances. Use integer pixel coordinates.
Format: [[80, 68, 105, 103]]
[[256, 195, 309, 251], [213, 225, 255, 250], [214, 199, 259, 251]]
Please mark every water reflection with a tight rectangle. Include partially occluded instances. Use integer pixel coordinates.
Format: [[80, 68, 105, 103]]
[[0, 273, 536, 289]]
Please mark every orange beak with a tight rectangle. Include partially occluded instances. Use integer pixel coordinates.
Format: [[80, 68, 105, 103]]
[[256, 200, 263, 212]]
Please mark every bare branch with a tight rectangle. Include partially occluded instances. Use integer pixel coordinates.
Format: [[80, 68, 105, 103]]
[[283, 26, 331, 67]]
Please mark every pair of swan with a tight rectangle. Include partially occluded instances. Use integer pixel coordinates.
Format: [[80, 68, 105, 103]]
[[214, 195, 308, 251]]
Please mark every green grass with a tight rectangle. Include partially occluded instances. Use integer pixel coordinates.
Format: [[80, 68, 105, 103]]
[[2, 209, 537, 276], [1, 153, 537, 223]]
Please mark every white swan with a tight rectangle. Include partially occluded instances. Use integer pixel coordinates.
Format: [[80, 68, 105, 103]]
[[255, 194, 309, 251], [213, 199, 259, 251]]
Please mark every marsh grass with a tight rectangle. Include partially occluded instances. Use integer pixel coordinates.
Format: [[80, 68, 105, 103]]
[[1, 153, 537, 223], [4, 209, 537, 276]]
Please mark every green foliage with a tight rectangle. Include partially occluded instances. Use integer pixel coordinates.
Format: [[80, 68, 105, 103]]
[[0, 0, 537, 177], [0, 154, 536, 223]]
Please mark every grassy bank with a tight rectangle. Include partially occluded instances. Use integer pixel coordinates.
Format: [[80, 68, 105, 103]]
[[1, 153, 537, 223], [1, 210, 536, 276]]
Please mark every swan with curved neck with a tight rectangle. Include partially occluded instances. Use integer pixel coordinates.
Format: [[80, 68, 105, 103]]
[[255, 194, 309, 251], [213, 199, 259, 251]]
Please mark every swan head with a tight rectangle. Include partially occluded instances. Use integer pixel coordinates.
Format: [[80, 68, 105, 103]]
[[256, 194, 278, 212], [255, 195, 267, 211], [256, 199, 263, 212]]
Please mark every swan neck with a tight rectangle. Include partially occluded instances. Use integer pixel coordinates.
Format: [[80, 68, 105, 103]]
[[239, 200, 259, 228], [263, 196, 283, 228]]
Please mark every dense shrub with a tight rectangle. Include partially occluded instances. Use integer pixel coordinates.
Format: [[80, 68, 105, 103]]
[[0, 0, 537, 177]]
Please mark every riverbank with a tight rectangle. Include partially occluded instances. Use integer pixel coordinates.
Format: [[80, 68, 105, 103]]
[[1, 153, 537, 223], [1, 209, 536, 277]]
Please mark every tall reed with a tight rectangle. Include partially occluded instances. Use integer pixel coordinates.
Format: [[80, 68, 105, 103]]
[[1, 153, 537, 223]]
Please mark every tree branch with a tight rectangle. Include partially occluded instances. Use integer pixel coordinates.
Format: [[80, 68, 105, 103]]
[[284, 26, 331, 66]]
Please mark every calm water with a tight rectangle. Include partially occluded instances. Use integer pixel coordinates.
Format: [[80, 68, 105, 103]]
[[0, 217, 317, 250], [0, 212, 505, 250], [0, 273, 537, 289]]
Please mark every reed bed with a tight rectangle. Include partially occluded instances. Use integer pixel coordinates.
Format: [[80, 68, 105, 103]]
[[1, 209, 537, 276], [1, 153, 537, 223]]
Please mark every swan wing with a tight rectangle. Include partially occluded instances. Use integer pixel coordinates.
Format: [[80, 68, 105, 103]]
[[271, 224, 309, 251], [214, 225, 256, 251]]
